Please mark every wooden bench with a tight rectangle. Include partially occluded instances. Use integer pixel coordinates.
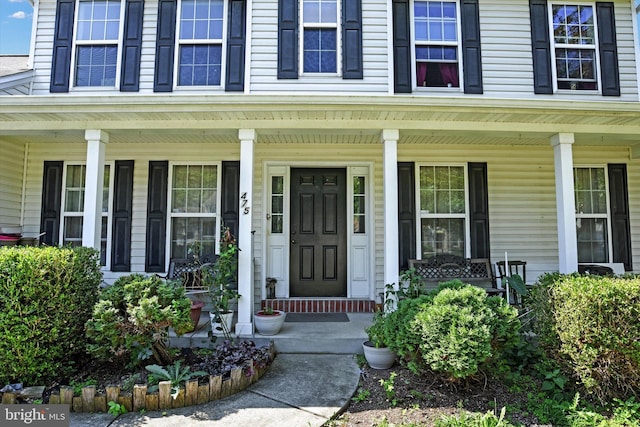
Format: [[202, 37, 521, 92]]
[[408, 254, 502, 296]]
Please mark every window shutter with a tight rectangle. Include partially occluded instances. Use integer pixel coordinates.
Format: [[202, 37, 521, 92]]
[[145, 161, 168, 272], [468, 162, 490, 259], [225, 0, 247, 91], [277, 0, 298, 79], [608, 164, 631, 271], [596, 2, 620, 97], [460, 0, 483, 94], [40, 161, 64, 246], [120, 0, 144, 92], [392, 0, 412, 93], [154, 0, 177, 92], [529, 0, 553, 94], [111, 160, 134, 271], [397, 162, 416, 269], [221, 161, 240, 240], [342, 0, 363, 79], [50, 0, 75, 93]]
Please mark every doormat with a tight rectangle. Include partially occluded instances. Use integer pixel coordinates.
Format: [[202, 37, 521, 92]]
[[285, 313, 350, 323]]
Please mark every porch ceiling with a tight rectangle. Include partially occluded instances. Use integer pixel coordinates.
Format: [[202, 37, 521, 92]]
[[1, 95, 639, 146]]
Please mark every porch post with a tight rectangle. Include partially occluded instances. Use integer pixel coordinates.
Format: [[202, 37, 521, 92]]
[[82, 129, 108, 250], [382, 129, 400, 305], [551, 133, 578, 273], [236, 129, 255, 336]]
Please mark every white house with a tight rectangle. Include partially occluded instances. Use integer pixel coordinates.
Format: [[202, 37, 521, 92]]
[[1, 0, 640, 335]]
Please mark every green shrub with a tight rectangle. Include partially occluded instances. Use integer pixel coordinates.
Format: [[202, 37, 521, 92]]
[[85, 274, 193, 368], [528, 273, 640, 404], [0, 246, 101, 385]]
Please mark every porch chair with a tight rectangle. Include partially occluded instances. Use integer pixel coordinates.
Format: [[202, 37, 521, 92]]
[[495, 260, 527, 305]]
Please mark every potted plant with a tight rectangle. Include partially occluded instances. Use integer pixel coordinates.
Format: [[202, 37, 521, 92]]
[[362, 310, 396, 369], [254, 306, 286, 336]]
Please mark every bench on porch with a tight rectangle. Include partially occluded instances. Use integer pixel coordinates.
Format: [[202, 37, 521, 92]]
[[408, 254, 503, 296], [159, 256, 217, 294]]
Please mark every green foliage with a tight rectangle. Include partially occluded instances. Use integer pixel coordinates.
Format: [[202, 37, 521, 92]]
[[351, 387, 371, 403], [85, 274, 193, 368], [435, 407, 517, 427], [528, 273, 640, 403], [145, 359, 208, 399], [0, 246, 101, 385], [380, 372, 398, 407], [107, 400, 127, 417], [203, 227, 241, 315], [365, 309, 389, 348], [70, 378, 98, 396]]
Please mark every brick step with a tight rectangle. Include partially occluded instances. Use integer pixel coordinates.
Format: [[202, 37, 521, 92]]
[[261, 299, 376, 313]]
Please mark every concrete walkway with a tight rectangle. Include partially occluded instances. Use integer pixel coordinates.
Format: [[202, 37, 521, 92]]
[[69, 354, 361, 427]]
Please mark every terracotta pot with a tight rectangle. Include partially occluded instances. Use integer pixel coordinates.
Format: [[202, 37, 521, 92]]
[[189, 300, 205, 332], [254, 310, 286, 336]]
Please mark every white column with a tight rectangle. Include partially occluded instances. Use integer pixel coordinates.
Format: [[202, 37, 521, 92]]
[[236, 129, 255, 336], [82, 130, 108, 249], [382, 130, 400, 305], [551, 133, 578, 273]]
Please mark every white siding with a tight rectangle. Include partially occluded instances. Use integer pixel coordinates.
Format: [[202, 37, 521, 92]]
[[0, 140, 25, 227]]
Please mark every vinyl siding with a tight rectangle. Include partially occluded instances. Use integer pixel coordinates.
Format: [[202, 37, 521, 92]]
[[0, 140, 25, 227]]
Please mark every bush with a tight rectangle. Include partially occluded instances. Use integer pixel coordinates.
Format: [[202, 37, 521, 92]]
[[0, 246, 101, 385], [85, 274, 193, 369], [528, 273, 640, 403]]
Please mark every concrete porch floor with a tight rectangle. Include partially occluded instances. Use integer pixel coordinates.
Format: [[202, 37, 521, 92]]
[[169, 312, 373, 354]]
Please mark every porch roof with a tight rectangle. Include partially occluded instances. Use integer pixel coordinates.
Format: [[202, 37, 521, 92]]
[[1, 94, 640, 150]]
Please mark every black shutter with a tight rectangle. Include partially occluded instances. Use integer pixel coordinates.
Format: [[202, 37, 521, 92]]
[[226, 0, 246, 91], [596, 2, 620, 96], [468, 162, 490, 259], [608, 164, 631, 271], [145, 161, 168, 272], [529, 0, 553, 94], [460, 0, 483, 94], [40, 161, 64, 246], [392, 0, 412, 93], [277, 0, 298, 79], [120, 0, 144, 92], [50, 0, 75, 93], [342, 0, 363, 79], [397, 162, 416, 270], [221, 161, 240, 240], [154, 0, 177, 92], [111, 160, 134, 271]]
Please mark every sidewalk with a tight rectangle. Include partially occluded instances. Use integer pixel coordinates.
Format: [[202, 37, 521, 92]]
[[69, 353, 361, 427]]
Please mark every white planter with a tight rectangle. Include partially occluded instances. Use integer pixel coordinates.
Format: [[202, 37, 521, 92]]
[[254, 310, 286, 336], [362, 341, 396, 369], [210, 311, 234, 335]]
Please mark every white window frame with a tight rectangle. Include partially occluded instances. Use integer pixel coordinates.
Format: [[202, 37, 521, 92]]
[[59, 162, 114, 267], [411, 0, 463, 91], [174, 0, 228, 89], [166, 162, 222, 264], [299, 0, 342, 76], [415, 163, 470, 259], [548, 2, 601, 93], [70, 0, 126, 89], [574, 165, 613, 263]]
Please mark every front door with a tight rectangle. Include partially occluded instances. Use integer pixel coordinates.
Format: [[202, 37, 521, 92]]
[[290, 168, 347, 297]]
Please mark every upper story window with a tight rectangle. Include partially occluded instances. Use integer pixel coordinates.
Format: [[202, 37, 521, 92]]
[[550, 3, 599, 91], [574, 167, 610, 263], [302, 0, 339, 73], [73, 0, 124, 87], [177, 0, 226, 86], [418, 165, 467, 258], [414, 1, 460, 88]]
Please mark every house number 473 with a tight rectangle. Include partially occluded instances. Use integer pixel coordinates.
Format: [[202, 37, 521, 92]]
[[241, 192, 250, 215]]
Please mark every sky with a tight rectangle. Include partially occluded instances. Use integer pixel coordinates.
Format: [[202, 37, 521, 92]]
[[0, 0, 33, 55]]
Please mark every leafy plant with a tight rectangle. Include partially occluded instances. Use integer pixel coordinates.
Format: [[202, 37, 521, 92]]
[[145, 359, 208, 399], [540, 368, 568, 400], [436, 407, 517, 427], [70, 378, 98, 396], [107, 400, 127, 417], [365, 309, 388, 348], [380, 372, 398, 407], [203, 227, 241, 315], [352, 387, 371, 403]]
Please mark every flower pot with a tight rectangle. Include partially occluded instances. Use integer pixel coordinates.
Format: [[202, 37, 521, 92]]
[[254, 310, 285, 336], [189, 300, 205, 332], [362, 341, 396, 370], [210, 311, 234, 335]]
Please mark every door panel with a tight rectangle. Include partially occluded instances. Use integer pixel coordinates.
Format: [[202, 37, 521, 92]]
[[290, 168, 347, 297]]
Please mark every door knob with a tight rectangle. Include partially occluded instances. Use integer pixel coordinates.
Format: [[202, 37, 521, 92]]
[[291, 239, 297, 244]]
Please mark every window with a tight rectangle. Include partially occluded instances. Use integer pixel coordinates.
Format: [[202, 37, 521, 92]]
[[418, 165, 467, 258], [414, 1, 460, 88], [574, 167, 610, 263], [169, 164, 219, 259], [177, 0, 225, 86], [550, 3, 598, 91], [353, 176, 366, 233], [74, 0, 123, 87], [61, 164, 112, 266], [270, 176, 284, 234], [302, 0, 339, 73]]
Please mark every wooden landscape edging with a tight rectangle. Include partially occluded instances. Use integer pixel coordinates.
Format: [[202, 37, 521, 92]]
[[1, 343, 275, 413]]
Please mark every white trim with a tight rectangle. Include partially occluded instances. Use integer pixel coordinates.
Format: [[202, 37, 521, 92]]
[[632, 0, 640, 100], [382, 130, 399, 300]]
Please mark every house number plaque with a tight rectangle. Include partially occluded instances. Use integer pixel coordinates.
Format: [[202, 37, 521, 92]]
[[241, 192, 250, 215]]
